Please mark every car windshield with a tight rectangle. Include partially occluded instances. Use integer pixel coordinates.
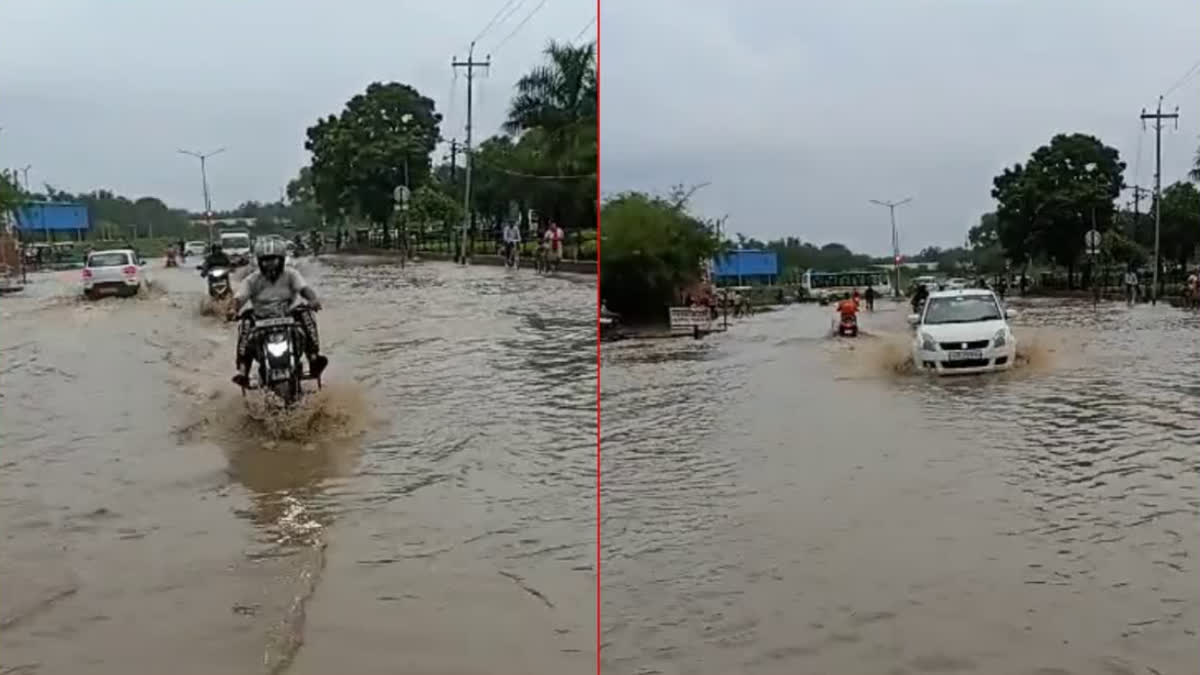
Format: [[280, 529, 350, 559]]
[[222, 236, 249, 248], [923, 295, 1001, 325], [88, 252, 130, 267]]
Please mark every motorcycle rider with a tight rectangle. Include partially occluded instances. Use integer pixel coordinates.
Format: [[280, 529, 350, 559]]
[[911, 283, 930, 314], [836, 295, 859, 323], [230, 239, 327, 388], [200, 242, 232, 275]]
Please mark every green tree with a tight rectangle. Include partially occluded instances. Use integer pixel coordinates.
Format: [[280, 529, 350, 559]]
[[305, 82, 442, 246], [1159, 180, 1200, 270], [0, 169, 24, 218], [501, 40, 597, 234], [991, 133, 1125, 287], [600, 189, 721, 320]]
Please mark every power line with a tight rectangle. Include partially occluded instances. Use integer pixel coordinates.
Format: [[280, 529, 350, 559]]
[[473, 0, 522, 44], [1163, 56, 1200, 99], [573, 16, 596, 43], [492, 0, 549, 55]]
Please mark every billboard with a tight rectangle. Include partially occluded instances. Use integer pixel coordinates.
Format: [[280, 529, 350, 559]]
[[711, 249, 778, 279], [12, 202, 90, 232]]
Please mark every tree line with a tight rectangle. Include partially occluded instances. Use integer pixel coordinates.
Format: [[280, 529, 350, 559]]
[[291, 39, 596, 254], [2, 39, 597, 254], [967, 132, 1199, 288]]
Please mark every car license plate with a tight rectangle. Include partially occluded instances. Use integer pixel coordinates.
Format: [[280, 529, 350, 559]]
[[948, 349, 983, 361], [98, 286, 117, 296]]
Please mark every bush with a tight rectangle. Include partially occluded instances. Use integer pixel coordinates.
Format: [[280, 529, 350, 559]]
[[599, 191, 721, 320]]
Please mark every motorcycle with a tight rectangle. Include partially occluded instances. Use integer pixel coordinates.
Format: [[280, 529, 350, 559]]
[[165, 248, 179, 268], [205, 266, 231, 299], [837, 313, 859, 337], [234, 307, 321, 407]]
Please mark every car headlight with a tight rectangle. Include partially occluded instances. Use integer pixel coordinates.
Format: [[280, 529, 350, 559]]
[[993, 328, 1007, 348], [920, 332, 937, 351]]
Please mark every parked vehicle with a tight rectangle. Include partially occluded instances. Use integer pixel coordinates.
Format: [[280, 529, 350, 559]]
[[82, 249, 147, 299], [908, 289, 1018, 375], [184, 241, 208, 258]]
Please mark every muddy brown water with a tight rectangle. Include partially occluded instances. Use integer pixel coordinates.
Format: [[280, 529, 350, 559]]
[[600, 298, 1199, 675], [0, 258, 595, 675]]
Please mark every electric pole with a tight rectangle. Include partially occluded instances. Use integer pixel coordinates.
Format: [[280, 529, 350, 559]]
[[178, 147, 226, 244], [448, 139, 459, 186], [19, 164, 30, 191], [869, 197, 912, 298], [452, 43, 490, 265], [1129, 185, 1151, 238], [1141, 98, 1178, 305]]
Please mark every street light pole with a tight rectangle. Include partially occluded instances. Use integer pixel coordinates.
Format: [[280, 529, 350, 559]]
[[178, 147, 226, 243], [19, 164, 31, 192], [869, 197, 913, 298]]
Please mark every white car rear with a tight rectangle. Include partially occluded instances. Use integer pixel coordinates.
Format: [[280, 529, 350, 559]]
[[184, 241, 208, 257], [909, 289, 1017, 375], [82, 249, 147, 299]]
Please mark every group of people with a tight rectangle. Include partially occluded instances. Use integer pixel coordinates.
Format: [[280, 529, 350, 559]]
[[500, 221, 565, 267]]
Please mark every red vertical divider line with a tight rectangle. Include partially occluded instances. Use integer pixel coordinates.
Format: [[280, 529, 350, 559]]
[[593, 0, 602, 672]]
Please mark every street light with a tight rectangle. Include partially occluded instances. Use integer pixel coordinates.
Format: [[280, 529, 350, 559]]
[[869, 197, 912, 298], [177, 147, 226, 243]]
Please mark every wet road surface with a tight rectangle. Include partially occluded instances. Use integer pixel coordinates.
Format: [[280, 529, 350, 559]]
[[600, 298, 1199, 675], [0, 258, 595, 674]]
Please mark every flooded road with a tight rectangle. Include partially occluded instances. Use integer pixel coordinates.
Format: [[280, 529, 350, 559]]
[[600, 298, 1199, 675], [0, 258, 595, 674]]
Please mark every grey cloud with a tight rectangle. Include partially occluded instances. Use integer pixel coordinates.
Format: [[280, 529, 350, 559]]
[[600, 0, 1200, 254], [0, 0, 594, 211]]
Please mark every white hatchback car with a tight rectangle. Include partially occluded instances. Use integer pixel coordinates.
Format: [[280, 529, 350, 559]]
[[82, 248, 148, 299], [184, 240, 208, 257], [909, 289, 1017, 375]]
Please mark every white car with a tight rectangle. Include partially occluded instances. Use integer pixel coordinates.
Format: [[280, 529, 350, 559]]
[[943, 278, 968, 290], [909, 289, 1017, 375], [184, 240, 208, 257], [82, 248, 148, 299]]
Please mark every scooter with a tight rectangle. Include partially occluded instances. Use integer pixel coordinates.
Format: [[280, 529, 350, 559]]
[[837, 313, 859, 337], [165, 248, 179, 268]]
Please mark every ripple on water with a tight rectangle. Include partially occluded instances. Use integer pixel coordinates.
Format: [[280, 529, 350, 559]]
[[601, 298, 1200, 675]]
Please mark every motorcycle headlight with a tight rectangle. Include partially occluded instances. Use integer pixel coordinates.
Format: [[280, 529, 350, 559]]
[[211, 269, 227, 278], [993, 328, 1007, 348], [266, 340, 290, 357], [920, 332, 937, 352]]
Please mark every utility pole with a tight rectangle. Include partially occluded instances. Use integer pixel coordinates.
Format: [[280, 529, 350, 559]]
[[1141, 98, 1179, 305], [869, 197, 912, 298], [448, 138, 459, 186], [1129, 185, 1151, 237], [452, 42, 490, 265], [178, 147, 226, 244], [19, 164, 30, 191]]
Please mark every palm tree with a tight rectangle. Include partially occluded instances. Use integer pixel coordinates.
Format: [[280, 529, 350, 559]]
[[502, 40, 597, 240], [504, 40, 596, 137]]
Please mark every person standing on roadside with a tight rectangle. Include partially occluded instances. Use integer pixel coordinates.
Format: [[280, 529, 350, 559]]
[[1124, 266, 1139, 306], [864, 284, 876, 312]]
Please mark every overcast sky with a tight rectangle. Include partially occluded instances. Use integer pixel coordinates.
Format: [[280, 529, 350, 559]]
[[600, 0, 1200, 255], [0, 0, 594, 212]]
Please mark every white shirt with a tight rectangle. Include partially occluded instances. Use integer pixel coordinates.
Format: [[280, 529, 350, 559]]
[[502, 224, 521, 244], [1124, 271, 1138, 286], [543, 227, 564, 251]]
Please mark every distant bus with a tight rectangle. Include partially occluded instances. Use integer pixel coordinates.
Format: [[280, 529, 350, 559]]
[[801, 269, 891, 301]]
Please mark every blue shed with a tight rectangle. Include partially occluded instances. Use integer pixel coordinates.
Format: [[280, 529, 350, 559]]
[[712, 248, 778, 284], [12, 202, 91, 239]]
